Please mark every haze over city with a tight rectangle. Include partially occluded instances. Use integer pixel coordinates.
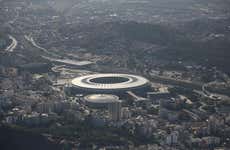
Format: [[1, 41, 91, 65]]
[[0, 0, 230, 150]]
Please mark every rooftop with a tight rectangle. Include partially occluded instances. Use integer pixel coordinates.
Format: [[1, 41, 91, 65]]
[[71, 73, 150, 90], [84, 94, 120, 103]]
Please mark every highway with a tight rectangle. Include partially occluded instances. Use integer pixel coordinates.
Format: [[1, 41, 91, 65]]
[[147, 74, 203, 90], [5, 35, 17, 52], [202, 81, 230, 101], [146, 73, 230, 103], [24, 35, 60, 58]]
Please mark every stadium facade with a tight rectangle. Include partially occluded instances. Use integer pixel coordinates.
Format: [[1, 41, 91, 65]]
[[70, 73, 151, 96]]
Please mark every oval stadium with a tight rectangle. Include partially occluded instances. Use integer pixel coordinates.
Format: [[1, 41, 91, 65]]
[[70, 73, 151, 95]]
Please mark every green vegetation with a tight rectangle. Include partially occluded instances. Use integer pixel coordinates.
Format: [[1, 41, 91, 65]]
[[31, 119, 160, 148], [120, 22, 181, 45], [71, 19, 230, 74], [202, 105, 216, 113], [0, 124, 61, 150]]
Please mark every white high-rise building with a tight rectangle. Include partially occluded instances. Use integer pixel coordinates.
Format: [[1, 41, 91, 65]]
[[122, 107, 132, 119], [166, 131, 179, 145], [108, 100, 122, 122]]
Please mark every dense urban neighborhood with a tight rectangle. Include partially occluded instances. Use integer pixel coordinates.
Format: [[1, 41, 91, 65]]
[[0, 0, 230, 149]]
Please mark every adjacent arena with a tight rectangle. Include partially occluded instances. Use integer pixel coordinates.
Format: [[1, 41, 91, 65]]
[[71, 73, 151, 95], [84, 94, 120, 108]]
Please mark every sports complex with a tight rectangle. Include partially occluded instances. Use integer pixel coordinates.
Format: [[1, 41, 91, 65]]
[[70, 73, 151, 95]]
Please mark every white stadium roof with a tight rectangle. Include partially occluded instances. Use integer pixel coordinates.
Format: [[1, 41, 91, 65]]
[[71, 73, 149, 91]]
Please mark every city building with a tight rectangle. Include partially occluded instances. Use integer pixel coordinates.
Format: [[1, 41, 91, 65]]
[[147, 88, 171, 104], [84, 94, 120, 109], [159, 97, 185, 122], [122, 107, 132, 119], [108, 100, 122, 122], [166, 131, 179, 145]]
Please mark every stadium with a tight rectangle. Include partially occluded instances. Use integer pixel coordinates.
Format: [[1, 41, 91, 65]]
[[70, 73, 151, 96], [84, 94, 120, 109]]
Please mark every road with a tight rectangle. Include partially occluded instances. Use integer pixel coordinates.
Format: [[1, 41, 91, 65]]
[[24, 35, 60, 58], [202, 81, 230, 101], [146, 72, 230, 101], [5, 35, 17, 52], [147, 74, 203, 90]]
